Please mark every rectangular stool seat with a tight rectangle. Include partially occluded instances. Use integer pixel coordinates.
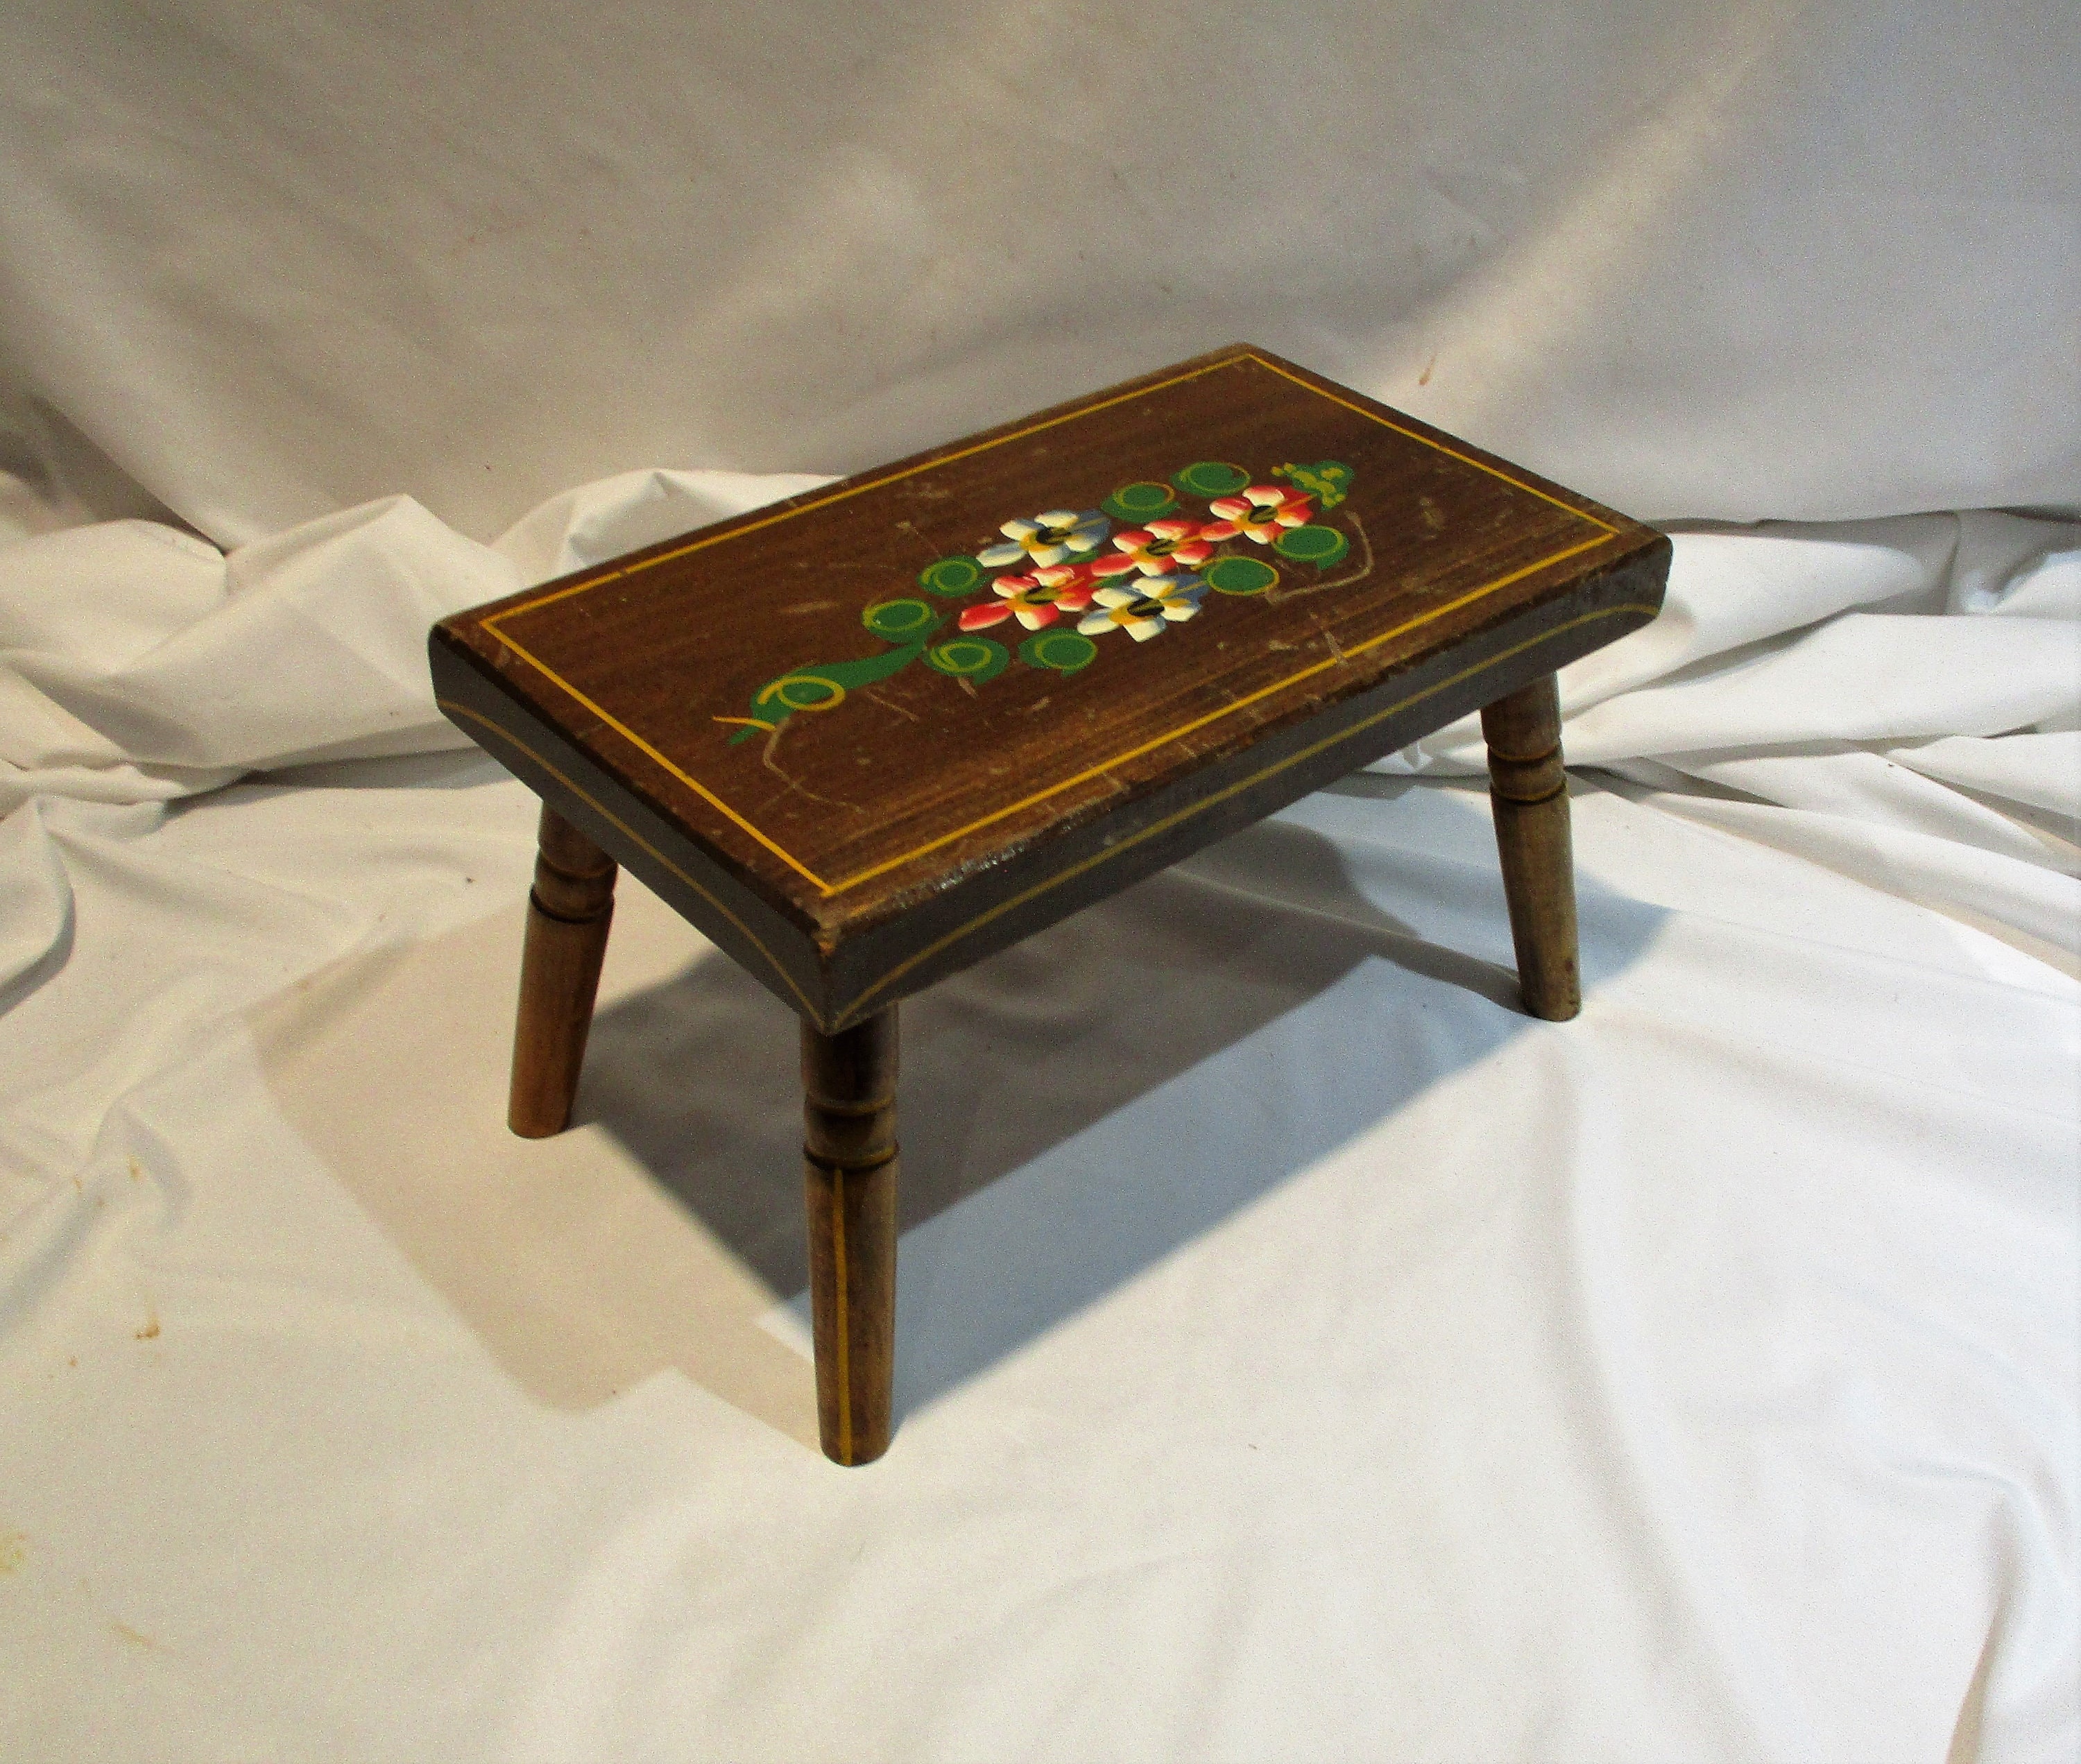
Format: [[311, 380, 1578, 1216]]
[[433, 345, 1666, 1031]]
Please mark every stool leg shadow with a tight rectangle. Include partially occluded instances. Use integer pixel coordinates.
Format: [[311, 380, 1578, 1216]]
[[579, 784, 1665, 1432]]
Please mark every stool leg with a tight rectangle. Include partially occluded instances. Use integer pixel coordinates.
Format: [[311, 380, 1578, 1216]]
[[1481, 674, 1581, 1021], [802, 1008, 898, 1466], [508, 805, 618, 1138]]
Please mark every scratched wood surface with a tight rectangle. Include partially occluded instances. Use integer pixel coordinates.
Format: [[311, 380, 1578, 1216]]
[[431, 345, 1668, 1027]]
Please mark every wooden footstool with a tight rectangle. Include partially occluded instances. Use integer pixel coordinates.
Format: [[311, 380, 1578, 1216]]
[[429, 345, 1669, 1464]]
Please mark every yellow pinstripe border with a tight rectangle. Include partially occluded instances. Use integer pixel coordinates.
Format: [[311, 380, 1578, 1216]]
[[487, 353, 1251, 626], [1246, 354, 1620, 527], [474, 350, 1627, 900], [832, 1175, 851, 1462], [825, 531, 1616, 893], [445, 603, 1658, 1028], [826, 603, 1661, 1027], [435, 698, 821, 1018], [482, 624, 831, 889]]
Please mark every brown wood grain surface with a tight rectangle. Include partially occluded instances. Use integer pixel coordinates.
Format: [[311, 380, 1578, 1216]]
[[433, 345, 1668, 1027]]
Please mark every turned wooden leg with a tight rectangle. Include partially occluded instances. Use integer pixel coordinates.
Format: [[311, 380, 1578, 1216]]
[[508, 804, 618, 1138], [803, 1008, 898, 1466], [1481, 674, 1581, 1021]]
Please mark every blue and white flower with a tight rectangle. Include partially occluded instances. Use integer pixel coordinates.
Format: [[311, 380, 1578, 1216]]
[[1076, 571, 1206, 642], [977, 508, 1110, 570]]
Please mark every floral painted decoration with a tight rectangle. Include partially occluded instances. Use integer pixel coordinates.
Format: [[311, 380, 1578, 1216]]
[[1201, 485, 1313, 545], [1092, 517, 1217, 579], [1077, 571, 1206, 642], [957, 563, 1097, 632], [977, 509, 1109, 570], [717, 461, 1361, 739]]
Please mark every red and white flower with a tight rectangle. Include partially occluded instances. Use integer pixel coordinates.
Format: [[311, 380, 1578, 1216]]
[[1200, 485, 1313, 545], [957, 562, 1097, 632], [1091, 516, 1218, 579]]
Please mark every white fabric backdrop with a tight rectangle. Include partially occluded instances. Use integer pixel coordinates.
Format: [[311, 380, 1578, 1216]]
[[0, 0, 2075, 544], [1, 2, 2078, 1759]]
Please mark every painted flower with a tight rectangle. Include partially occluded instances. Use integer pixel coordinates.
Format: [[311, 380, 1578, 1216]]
[[1200, 484, 1313, 545], [977, 508, 1110, 570], [958, 562, 1097, 632], [1077, 572, 1206, 642], [1091, 516, 1218, 579]]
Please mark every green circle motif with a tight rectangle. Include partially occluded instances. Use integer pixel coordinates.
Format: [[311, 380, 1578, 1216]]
[[1273, 524, 1350, 568], [763, 672, 843, 712], [1101, 481, 1177, 523], [924, 635, 1010, 683], [1017, 631, 1098, 675], [862, 597, 939, 640], [1171, 460, 1251, 498], [1204, 556, 1281, 597], [918, 556, 984, 597]]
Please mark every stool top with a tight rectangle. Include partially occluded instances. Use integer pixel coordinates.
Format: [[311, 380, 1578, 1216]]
[[433, 345, 1667, 1027]]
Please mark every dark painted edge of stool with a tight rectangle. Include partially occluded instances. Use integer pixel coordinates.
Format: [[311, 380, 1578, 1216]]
[[431, 538, 1670, 1034], [431, 631, 839, 1025], [819, 538, 1670, 1027]]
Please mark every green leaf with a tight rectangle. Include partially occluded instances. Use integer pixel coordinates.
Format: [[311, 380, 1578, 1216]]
[[1017, 630, 1098, 674], [1203, 556, 1280, 596], [863, 597, 941, 640], [1170, 461, 1251, 499], [918, 556, 986, 597], [727, 640, 932, 742], [1101, 481, 1177, 523], [1272, 524, 1349, 569], [923, 635, 1010, 683]]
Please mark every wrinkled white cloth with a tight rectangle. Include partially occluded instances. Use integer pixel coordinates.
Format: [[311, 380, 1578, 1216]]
[[0, 469, 830, 812], [0, 1, 2075, 545], [0, 467, 2075, 1761], [1381, 513, 2081, 962], [2, 0, 2078, 1752]]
